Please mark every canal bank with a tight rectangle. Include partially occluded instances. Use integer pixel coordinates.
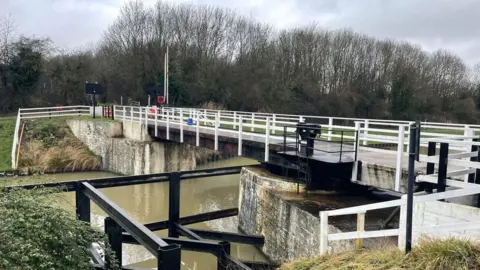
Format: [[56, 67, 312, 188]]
[[67, 119, 220, 175], [238, 166, 398, 264]]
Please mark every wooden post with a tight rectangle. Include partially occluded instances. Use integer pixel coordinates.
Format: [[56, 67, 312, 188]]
[[105, 217, 122, 268]]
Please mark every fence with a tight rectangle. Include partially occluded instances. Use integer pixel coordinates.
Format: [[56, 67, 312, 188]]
[[5, 166, 274, 270], [318, 124, 480, 254], [11, 104, 480, 192], [10, 105, 91, 170], [112, 105, 480, 191]]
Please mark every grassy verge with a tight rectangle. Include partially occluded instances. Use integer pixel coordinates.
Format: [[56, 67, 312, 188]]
[[17, 118, 101, 173], [0, 119, 15, 170], [279, 237, 480, 270]]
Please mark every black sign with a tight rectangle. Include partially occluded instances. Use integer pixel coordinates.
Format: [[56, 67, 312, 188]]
[[85, 82, 104, 95], [147, 85, 164, 97]]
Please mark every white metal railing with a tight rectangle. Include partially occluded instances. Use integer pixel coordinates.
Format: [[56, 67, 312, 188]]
[[113, 105, 480, 192], [318, 137, 480, 254], [11, 104, 479, 190], [10, 105, 91, 169]]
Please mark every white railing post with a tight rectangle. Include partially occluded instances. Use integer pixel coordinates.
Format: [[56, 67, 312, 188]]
[[196, 112, 200, 147], [354, 122, 360, 154], [130, 107, 133, 122], [363, 120, 369, 146], [464, 126, 473, 182], [265, 117, 270, 162], [144, 106, 148, 126], [162, 107, 165, 119], [154, 107, 158, 137], [251, 113, 255, 132], [139, 107, 143, 122], [238, 115, 243, 156], [123, 106, 126, 120], [11, 109, 21, 169], [215, 113, 219, 151], [180, 109, 184, 143], [272, 114, 276, 135], [319, 211, 329, 255], [166, 109, 170, 140], [217, 111, 221, 128], [356, 212, 366, 249], [328, 117, 333, 141], [203, 109, 207, 126], [233, 111, 237, 130], [395, 125, 405, 192]]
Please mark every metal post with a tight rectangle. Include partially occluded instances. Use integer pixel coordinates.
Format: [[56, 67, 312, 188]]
[[425, 141, 436, 193], [272, 114, 276, 135], [233, 111, 237, 130], [168, 172, 180, 238], [339, 131, 344, 162], [216, 241, 231, 270], [105, 217, 122, 268], [251, 113, 255, 132], [319, 211, 328, 255], [363, 120, 369, 146], [395, 125, 405, 192], [405, 122, 418, 253], [111, 105, 115, 120], [196, 112, 200, 147], [120, 95, 123, 105], [180, 109, 184, 143], [157, 245, 181, 270], [75, 183, 90, 224], [148, 95, 150, 106], [130, 106, 133, 122], [122, 106, 126, 121], [437, 143, 449, 195], [215, 113, 219, 151], [468, 138, 478, 183], [265, 117, 270, 162], [166, 109, 170, 140], [238, 115, 243, 156], [154, 107, 158, 137], [144, 106, 148, 126], [328, 117, 333, 141]]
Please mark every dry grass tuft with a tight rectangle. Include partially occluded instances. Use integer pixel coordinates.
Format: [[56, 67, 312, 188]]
[[279, 237, 480, 270], [18, 119, 101, 173]]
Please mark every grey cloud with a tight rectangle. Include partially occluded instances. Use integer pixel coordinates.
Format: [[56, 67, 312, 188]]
[[2, 0, 480, 65]]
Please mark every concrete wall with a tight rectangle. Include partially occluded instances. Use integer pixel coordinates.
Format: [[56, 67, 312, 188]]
[[398, 199, 480, 249], [67, 119, 197, 175], [238, 167, 354, 264]]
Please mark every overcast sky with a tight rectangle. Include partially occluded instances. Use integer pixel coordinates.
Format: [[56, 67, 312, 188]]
[[2, 0, 480, 65]]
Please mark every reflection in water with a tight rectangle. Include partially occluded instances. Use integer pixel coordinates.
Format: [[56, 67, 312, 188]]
[[5, 157, 265, 269]]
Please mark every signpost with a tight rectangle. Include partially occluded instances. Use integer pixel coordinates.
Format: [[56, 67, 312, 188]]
[[85, 81, 104, 118]]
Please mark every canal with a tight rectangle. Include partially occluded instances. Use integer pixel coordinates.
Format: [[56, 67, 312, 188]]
[[5, 157, 266, 269]]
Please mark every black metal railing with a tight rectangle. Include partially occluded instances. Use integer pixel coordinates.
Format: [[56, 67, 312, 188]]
[[275, 124, 359, 162], [5, 166, 278, 270]]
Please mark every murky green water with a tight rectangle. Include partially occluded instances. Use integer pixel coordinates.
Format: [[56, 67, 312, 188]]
[[2, 157, 266, 269]]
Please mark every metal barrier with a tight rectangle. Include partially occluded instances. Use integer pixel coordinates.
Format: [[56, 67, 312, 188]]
[[6, 166, 276, 270], [318, 123, 480, 255]]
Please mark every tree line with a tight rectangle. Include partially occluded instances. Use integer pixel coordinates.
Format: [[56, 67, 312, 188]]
[[1, 0, 480, 123]]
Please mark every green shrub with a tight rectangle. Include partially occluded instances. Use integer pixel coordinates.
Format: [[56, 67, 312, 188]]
[[0, 187, 119, 270]]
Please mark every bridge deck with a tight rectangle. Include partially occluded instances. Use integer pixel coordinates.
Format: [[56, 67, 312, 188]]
[[144, 118, 409, 168]]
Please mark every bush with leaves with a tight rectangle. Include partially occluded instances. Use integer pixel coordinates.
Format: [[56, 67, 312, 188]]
[[0, 187, 119, 270]]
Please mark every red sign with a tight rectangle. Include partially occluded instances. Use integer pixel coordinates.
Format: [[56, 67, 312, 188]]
[[157, 96, 165, 104], [56, 104, 62, 111]]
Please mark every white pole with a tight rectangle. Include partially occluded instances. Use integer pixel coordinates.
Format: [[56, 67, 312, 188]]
[[196, 112, 200, 147], [238, 115, 243, 156], [166, 109, 170, 140], [328, 117, 333, 141], [154, 107, 158, 137], [180, 109, 184, 143], [395, 125, 405, 192], [265, 117, 270, 162], [215, 113, 219, 151], [166, 46, 169, 105], [363, 120, 369, 146]]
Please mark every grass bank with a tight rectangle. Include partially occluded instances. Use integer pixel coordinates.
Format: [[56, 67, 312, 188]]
[[17, 118, 101, 173], [279, 237, 480, 270]]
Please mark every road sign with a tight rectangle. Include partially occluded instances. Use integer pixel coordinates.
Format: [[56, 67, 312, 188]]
[[157, 96, 165, 104]]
